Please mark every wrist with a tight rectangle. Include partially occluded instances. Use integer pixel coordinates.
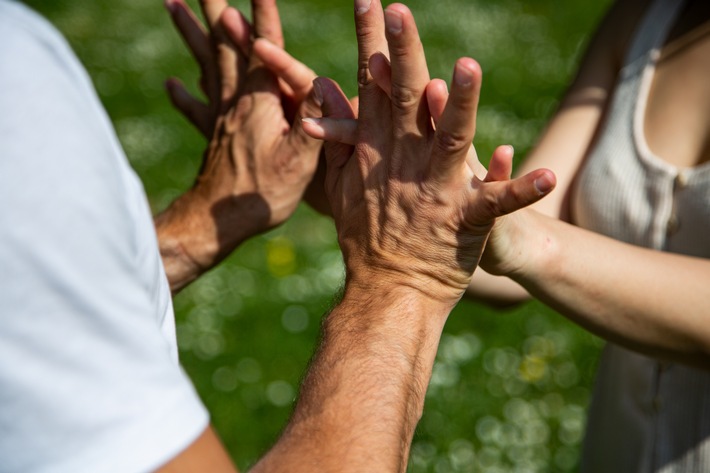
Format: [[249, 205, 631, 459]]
[[342, 254, 474, 312], [155, 188, 263, 292], [334, 279, 452, 336], [484, 209, 556, 283]]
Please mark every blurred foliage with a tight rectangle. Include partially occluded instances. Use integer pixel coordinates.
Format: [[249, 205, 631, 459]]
[[28, 0, 611, 471]]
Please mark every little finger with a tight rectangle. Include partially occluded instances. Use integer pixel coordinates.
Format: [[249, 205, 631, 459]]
[[426, 78, 448, 124]]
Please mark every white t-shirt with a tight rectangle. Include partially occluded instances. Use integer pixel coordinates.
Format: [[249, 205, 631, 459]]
[[0, 1, 209, 471]]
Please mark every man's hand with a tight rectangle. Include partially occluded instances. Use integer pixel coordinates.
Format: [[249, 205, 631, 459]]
[[155, 0, 323, 292], [304, 4, 556, 309]]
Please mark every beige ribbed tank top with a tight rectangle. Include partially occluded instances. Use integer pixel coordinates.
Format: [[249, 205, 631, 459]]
[[573, 0, 710, 471]]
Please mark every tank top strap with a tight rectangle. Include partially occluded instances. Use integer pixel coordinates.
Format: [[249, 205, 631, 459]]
[[623, 0, 686, 67]]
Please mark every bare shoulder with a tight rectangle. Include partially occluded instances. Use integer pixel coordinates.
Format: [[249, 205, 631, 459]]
[[567, 0, 651, 95]]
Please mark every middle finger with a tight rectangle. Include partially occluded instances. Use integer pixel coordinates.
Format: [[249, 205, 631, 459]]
[[354, 0, 389, 123], [384, 4, 431, 135]]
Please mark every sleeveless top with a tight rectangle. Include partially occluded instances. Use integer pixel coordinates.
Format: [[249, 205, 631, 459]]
[[572, 0, 710, 471]]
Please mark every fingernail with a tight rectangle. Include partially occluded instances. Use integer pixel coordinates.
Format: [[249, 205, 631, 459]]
[[454, 62, 473, 87], [505, 144, 514, 155], [355, 0, 371, 15], [534, 173, 555, 196], [312, 79, 323, 106], [385, 9, 403, 35], [301, 118, 324, 138]]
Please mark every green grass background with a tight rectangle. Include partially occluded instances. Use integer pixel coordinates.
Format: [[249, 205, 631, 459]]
[[28, 0, 611, 471]]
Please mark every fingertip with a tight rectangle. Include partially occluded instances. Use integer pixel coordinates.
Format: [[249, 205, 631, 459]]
[[426, 78, 449, 104], [453, 58, 481, 88], [221, 7, 247, 39], [429, 78, 448, 93], [533, 170, 557, 196], [384, 7, 404, 35], [253, 37, 274, 51], [220, 5, 239, 22], [164, 77, 182, 96], [494, 144, 514, 160], [355, 0, 373, 15], [301, 118, 325, 140], [164, 0, 178, 14]]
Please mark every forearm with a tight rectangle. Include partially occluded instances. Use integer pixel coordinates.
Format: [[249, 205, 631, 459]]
[[508, 210, 710, 367], [465, 269, 531, 307], [251, 285, 450, 473]]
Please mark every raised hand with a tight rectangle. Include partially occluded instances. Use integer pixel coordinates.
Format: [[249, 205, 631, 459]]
[[306, 1, 556, 307], [156, 0, 323, 292]]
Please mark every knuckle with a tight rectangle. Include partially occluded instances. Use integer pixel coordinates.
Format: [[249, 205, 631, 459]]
[[478, 189, 503, 220], [434, 128, 470, 155], [357, 62, 372, 90], [390, 84, 420, 111]]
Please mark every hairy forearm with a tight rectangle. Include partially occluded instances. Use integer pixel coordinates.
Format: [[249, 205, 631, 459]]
[[251, 285, 450, 473], [508, 210, 710, 367]]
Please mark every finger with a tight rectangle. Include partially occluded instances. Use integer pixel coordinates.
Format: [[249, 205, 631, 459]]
[[431, 58, 482, 182], [354, 0, 389, 116], [302, 118, 358, 145], [252, 0, 285, 48], [369, 52, 392, 99], [468, 146, 487, 180], [287, 87, 325, 154], [165, 0, 218, 99], [211, 7, 251, 103], [484, 145, 514, 182], [165, 78, 212, 137], [199, 0, 229, 29], [220, 5, 252, 58], [349, 96, 360, 117], [384, 4, 430, 131], [165, 0, 210, 63], [253, 38, 316, 102], [425, 79, 448, 124], [303, 150, 333, 216], [313, 77, 356, 171], [474, 169, 556, 222]]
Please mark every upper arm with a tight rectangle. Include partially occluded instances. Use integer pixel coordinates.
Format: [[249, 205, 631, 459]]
[[157, 426, 238, 473], [515, 0, 649, 220]]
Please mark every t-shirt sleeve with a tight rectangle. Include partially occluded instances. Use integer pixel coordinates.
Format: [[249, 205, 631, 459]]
[[0, 3, 209, 472]]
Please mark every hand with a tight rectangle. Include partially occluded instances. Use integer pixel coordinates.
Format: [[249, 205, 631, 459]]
[[156, 0, 323, 291], [305, 2, 556, 308]]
